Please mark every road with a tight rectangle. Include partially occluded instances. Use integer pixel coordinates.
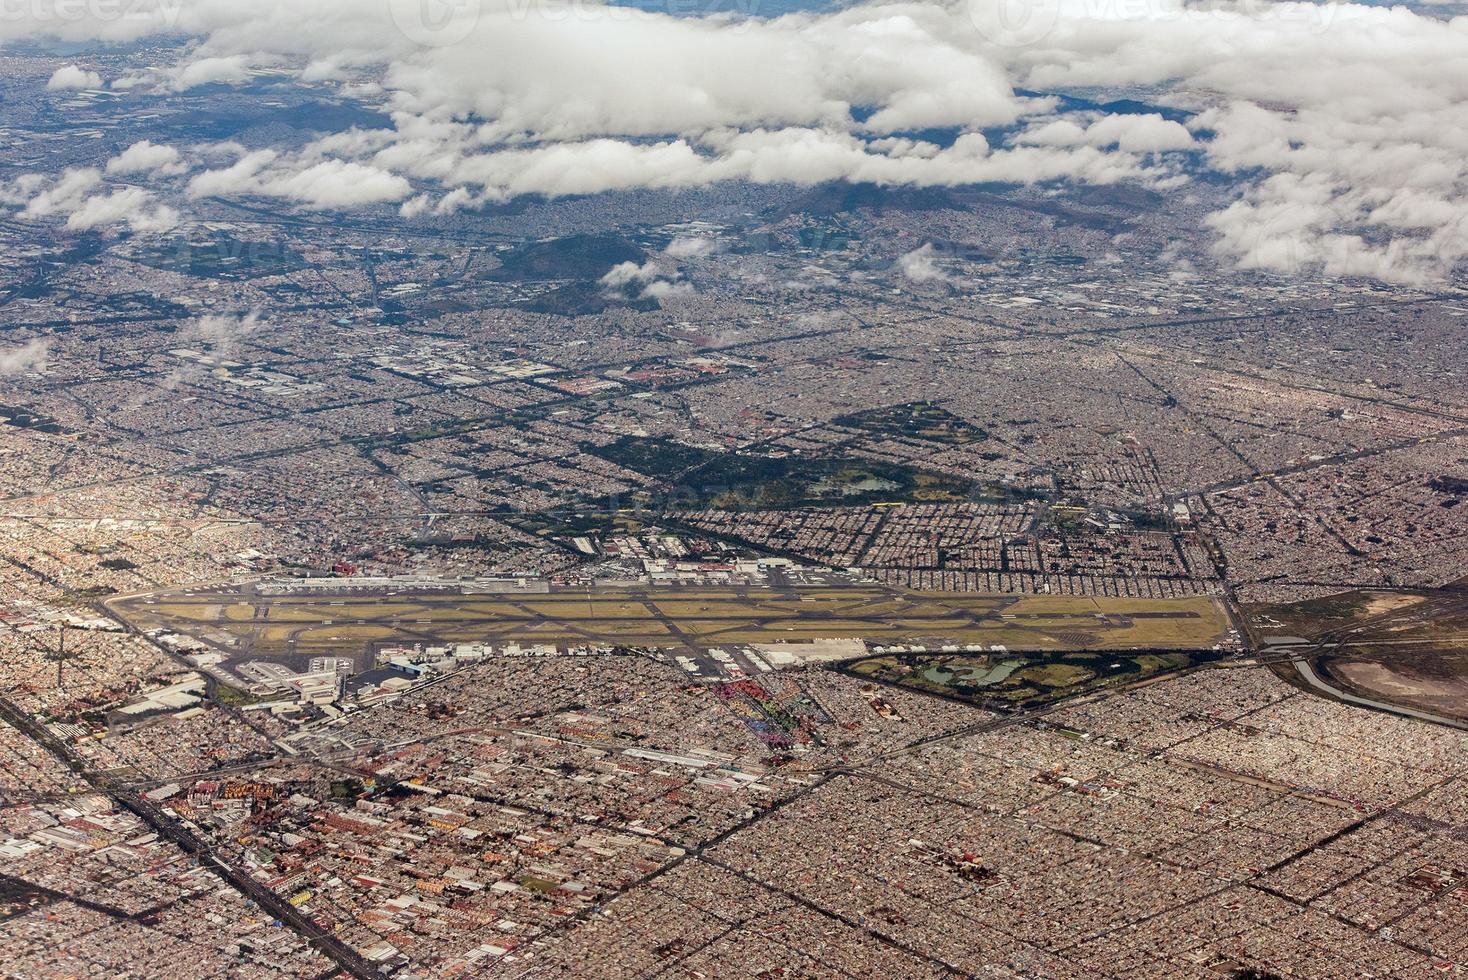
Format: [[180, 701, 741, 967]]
[[0, 696, 379, 979], [1291, 656, 1468, 731]]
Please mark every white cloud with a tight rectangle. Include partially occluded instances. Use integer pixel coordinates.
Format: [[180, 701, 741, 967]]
[[399, 194, 431, 218], [267, 160, 412, 208], [0, 174, 50, 207], [17, 167, 178, 234], [1085, 114, 1195, 153], [897, 243, 948, 283], [642, 279, 695, 299], [601, 259, 692, 301], [1018, 113, 1195, 153], [185, 310, 262, 357], [420, 129, 1154, 203], [188, 151, 411, 208], [0, 339, 51, 377], [665, 236, 718, 260], [66, 188, 180, 233], [602, 259, 669, 289], [46, 65, 101, 90], [107, 141, 188, 176], [168, 54, 257, 91], [185, 149, 278, 199], [20, 167, 101, 218], [4, 0, 1468, 279]]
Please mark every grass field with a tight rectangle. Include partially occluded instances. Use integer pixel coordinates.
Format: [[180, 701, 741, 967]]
[[109, 583, 1231, 659], [845, 648, 1218, 711]]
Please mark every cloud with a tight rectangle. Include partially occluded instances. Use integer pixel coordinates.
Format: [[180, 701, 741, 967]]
[[897, 243, 948, 284], [184, 149, 277, 199], [399, 194, 431, 218], [266, 160, 412, 208], [46, 65, 101, 90], [0, 173, 51, 207], [1018, 113, 1195, 153], [665, 236, 718, 260], [5, 0, 1468, 279], [420, 129, 1154, 202], [20, 167, 101, 218], [642, 279, 695, 299], [601, 261, 664, 289], [185, 310, 262, 357], [65, 188, 180, 233], [188, 151, 411, 207], [601, 259, 693, 301], [0, 339, 50, 376], [167, 54, 257, 91], [107, 140, 188, 176], [17, 166, 178, 234]]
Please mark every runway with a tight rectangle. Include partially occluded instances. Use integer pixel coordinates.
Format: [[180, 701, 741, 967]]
[[106, 580, 1231, 661]]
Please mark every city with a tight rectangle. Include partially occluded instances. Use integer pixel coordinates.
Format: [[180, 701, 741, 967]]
[[0, 0, 1466, 977]]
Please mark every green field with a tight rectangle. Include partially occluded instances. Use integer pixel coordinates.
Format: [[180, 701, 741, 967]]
[[590, 436, 983, 509], [846, 649, 1219, 711], [832, 401, 989, 445]]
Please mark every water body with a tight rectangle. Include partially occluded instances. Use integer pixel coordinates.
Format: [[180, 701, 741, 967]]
[[922, 658, 1025, 687]]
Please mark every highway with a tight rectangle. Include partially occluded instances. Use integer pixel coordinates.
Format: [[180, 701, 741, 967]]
[[1292, 656, 1468, 731], [0, 696, 380, 979]]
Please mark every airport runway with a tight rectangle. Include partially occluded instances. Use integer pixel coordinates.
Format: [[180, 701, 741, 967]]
[[107, 580, 1228, 661]]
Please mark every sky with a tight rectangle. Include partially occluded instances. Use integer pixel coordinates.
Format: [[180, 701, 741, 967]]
[[3, 0, 1467, 282]]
